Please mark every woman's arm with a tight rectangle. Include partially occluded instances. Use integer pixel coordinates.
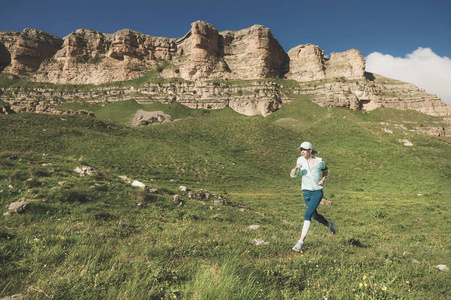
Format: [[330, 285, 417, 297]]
[[318, 170, 328, 185], [291, 163, 302, 178]]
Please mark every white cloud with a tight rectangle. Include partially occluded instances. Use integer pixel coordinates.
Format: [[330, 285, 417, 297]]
[[365, 48, 451, 106]]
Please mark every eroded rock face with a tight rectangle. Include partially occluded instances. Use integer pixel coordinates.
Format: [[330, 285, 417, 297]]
[[291, 74, 451, 116], [31, 29, 177, 84], [286, 44, 326, 82], [1, 22, 450, 117], [166, 21, 230, 80], [219, 24, 289, 79], [0, 31, 20, 71], [1, 29, 63, 76], [325, 49, 366, 80], [161, 21, 289, 81], [286, 45, 365, 82]]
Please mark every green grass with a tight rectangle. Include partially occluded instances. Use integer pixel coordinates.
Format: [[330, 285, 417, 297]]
[[1, 98, 450, 299]]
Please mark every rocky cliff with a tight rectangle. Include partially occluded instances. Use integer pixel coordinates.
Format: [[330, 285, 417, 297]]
[[0, 29, 63, 75], [161, 21, 289, 81], [1, 20, 450, 118]]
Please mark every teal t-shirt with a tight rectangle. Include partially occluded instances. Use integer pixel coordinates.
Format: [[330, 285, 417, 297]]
[[291, 156, 328, 191]]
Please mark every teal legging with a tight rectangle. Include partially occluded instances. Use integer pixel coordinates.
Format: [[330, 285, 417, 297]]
[[303, 190, 328, 225]]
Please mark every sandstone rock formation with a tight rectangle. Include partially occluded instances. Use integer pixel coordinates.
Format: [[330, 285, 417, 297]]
[[285, 44, 326, 82], [1, 21, 450, 118], [161, 21, 289, 81], [165, 21, 230, 81], [325, 49, 365, 80], [285, 45, 365, 82], [219, 24, 289, 79], [32, 29, 177, 84], [0, 29, 63, 75]]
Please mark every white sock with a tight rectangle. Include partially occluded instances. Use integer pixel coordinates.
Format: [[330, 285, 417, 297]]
[[301, 220, 311, 238]]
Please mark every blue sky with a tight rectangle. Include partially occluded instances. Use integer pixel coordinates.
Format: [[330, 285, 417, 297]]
[[1, 0, 451, 104]]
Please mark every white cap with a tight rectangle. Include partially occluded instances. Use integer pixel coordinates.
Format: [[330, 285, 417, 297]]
[[299, 142, 313, 150], [298, 141, 318, 154]]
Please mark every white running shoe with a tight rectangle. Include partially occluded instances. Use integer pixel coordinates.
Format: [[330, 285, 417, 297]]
[[292, 241, 304, 252], [328, 220, 337, 234]]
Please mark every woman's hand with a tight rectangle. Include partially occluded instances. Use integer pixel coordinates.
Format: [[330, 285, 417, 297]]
[[318, 177, 326, 186], [291, 164, 302, 177]]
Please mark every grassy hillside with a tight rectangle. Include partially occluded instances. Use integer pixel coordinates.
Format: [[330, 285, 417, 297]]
[[1, 99, 450, 299]]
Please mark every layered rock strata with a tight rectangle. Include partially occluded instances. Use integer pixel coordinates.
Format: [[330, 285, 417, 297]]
[[161, 21, 289, 81], [32, 29, 177, 84], [0, 81, 283, 117], [2, 74, 450, 117], [0, 29, 63, 75], [1, 21, 450, 117], [285, 44, 326, 82]]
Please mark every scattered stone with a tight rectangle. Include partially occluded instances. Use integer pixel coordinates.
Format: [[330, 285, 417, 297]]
[[254, 211, 265, 216], [58, 181, 68, 186], [131, 181, 146, 188], [136, 203, 144, 209], [239, 208, 246, 213], [179, 186, 189, 192], [173, 194, 180, 204], [320, 198, 332, 205], [398, 139, 413, 146], [119, 175, 132, 181], [213, 199, 228, 205], [195, 193, 205, 201], [41, 163, 52, 166], [131, 110, 172, 127], [4, 198, 30, 216], [248, 225, 260, 230], [149, 188, 158, 193], [411, 259, 420, 264], [436, 264, 449, 271], [74, 166, 96, 176], [0, 293, 25, 300], [251, 239, 269, 246], [417, 217, 423, 221]]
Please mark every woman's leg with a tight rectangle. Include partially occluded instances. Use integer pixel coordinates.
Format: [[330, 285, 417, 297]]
[[301, 190, 325, 240], [294, 190, 324, 251], [303, 190, 323, 221], [306, 191, 336, 234]]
